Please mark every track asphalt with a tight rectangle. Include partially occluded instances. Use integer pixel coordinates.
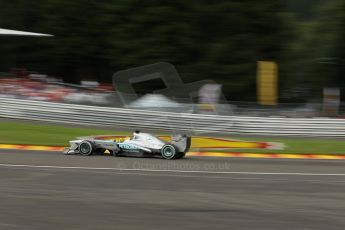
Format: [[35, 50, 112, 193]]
[[0, 149, 344, 229], [1, 143, 345, 160]]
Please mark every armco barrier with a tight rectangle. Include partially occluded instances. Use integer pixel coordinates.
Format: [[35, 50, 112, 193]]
[[1, 98, 345, 137]]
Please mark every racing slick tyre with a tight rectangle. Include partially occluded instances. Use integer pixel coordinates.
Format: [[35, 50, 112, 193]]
[[79, 141, 93, 156], [161, 144, 176, 160], [174, 152, 186, 159]]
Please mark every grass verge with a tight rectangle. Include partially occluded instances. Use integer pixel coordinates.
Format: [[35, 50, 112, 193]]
[[0, 121, 344, 154], [222, 137, 345, 154], [0, 121, 128, 146]]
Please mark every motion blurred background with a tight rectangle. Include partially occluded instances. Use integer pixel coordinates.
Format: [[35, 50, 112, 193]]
[[1, 3, 345, 229], [0, 0, 345, 117]]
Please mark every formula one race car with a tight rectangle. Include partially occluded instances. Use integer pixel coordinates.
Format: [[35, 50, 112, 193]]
[[63, 131, 191, 160]]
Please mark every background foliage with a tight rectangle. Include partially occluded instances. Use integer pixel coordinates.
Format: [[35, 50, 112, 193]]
[[0, 0, 344, 101]]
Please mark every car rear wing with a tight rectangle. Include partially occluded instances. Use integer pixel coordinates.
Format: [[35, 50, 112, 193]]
[[171, 134, 191, 153]]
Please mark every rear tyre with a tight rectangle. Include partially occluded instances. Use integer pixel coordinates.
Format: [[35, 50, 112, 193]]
[[161, 144, 176, 160], [79, 141, 93, 156]]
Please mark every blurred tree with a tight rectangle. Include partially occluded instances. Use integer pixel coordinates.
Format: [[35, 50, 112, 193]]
[[108, 0, 292, 101], [282, 0, 345, 101], [328, 1, 345, 97], [0, 0, 295, 101]]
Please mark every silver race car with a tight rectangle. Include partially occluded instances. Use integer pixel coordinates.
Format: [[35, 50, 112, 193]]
[[63, 131, 191, 160]]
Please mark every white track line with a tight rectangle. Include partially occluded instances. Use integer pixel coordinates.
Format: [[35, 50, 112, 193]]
[[0, 163, 344, 176]]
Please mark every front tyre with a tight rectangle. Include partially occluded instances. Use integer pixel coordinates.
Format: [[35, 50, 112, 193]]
[[79, 141, 93, 156], [161, 144, 176, 160]]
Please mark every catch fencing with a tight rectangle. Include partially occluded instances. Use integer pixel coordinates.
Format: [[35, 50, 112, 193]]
[[1, 98, 345, 137]]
